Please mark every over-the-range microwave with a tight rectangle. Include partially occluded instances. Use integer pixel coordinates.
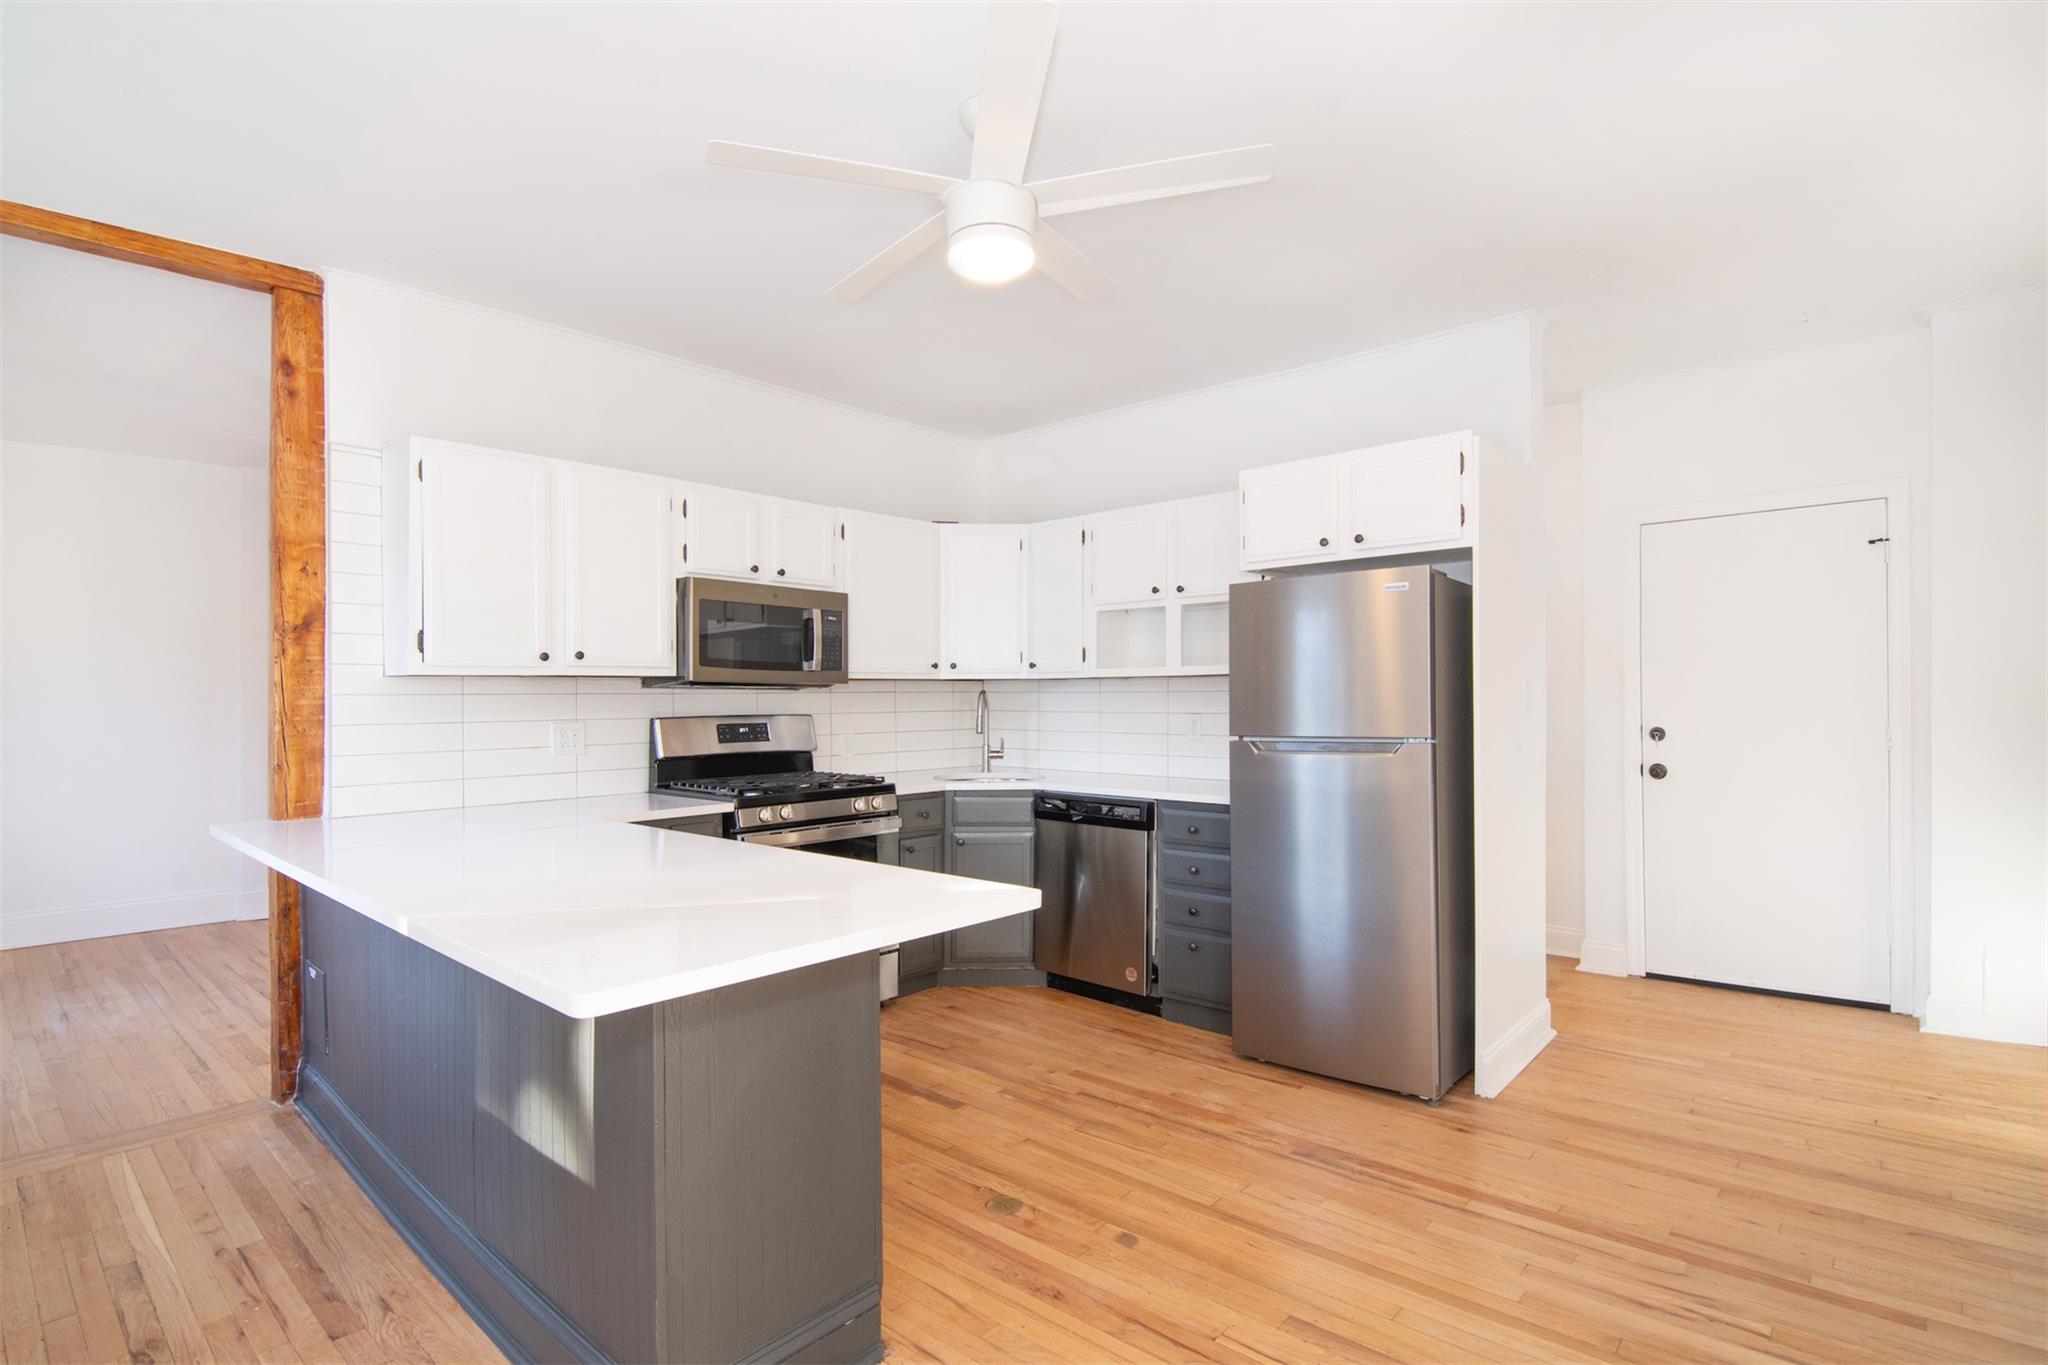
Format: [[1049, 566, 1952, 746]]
[[643, 577, 848, 688]]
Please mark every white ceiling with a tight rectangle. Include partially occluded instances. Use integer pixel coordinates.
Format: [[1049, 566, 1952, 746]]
[[0, 237, 271, 465], [2, 2, 2041, 439]]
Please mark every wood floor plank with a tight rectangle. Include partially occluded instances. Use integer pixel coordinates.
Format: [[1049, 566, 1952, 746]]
[[5, 927, 2044, 1364]]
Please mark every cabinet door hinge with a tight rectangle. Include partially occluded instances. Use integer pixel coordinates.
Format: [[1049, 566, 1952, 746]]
[[416, 459, 423, 482], [1081, 646, 1088, 663], [416, 628, 424, 657], [1459, 449, 1465, 475], [840, 523, 846, 540], [1459, 503, 1466, 527], [681, 543, 689, 563], [681, 497, 688, 519], [1079, 527, 1086, 544]]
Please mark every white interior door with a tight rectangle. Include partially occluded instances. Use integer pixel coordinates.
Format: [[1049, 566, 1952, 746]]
[[1640, 498, 1892, 1004]]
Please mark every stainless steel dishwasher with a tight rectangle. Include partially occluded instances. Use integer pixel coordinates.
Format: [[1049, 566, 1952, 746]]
[[1032, 794, 1155, 994]]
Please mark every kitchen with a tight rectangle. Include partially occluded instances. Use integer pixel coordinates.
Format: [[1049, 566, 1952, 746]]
[[1, 4, 2043, 1364]]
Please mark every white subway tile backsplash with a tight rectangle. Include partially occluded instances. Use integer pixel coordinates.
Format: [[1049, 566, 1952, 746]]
[[331, 722, 464, 756], [329, 512, 381, 546], [463, 747, 577, 780], [463, 692, 572, 722], [330, 542, 380, 577], [334, 693, 464, 726], [464, 773, 577, 806], [328, 780, 464, 818], [462, 720, 554, 750], [329, 751, 464, 788], [329, 603, 381, 636], [331, 448, 381, 487]]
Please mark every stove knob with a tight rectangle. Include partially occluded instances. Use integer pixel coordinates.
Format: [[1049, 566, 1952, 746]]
[[757, 809, 775, 824], [852, 797, 868, 812], [779, 804, 794, 820]]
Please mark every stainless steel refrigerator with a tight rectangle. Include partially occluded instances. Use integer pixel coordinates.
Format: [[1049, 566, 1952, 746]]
[[1228, 565, 1474, 1101]]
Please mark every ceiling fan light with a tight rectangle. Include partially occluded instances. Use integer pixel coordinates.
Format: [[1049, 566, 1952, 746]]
[[946, 223, 1036, 285]]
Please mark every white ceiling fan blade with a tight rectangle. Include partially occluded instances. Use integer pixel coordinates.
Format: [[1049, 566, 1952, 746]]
[[1030, 145, 1276, 219], [706, 141, 958, 197], [828, 212, 949, 302], [969, 2, 1058, 183], [1030, 222, 1112, 302]]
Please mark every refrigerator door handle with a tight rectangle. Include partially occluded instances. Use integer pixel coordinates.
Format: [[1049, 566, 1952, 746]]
[[1242, 738, 1430, 755]]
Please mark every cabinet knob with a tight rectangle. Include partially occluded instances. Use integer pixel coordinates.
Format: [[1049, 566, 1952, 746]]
[[1187, 824, 1199, 835], [1029, 662, 1038, 669], [574, 650, 585, 660], [1176, 585, 1185, 593], [931, 661, 940, 669], [1318, 537, 1329, 547], [1187, 941, 1200, 952], [903, 843, 916, 854], [749, 564, 760, 574], [1187, 865, 1200, 876], [955, 837, 966, 846], [1186, 906, 1200, 918], [776, 567, 786, 577], [538, 651, 550, 662], [917, 809, 932, 820], [1150, 585, 1160, 594], [949, 662, 958, 670], [1353, 533, 1364, 544]]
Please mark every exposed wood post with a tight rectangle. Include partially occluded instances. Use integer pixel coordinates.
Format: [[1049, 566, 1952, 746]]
[[269, 286, 326, 1101], [2, 200, 328, 1105]]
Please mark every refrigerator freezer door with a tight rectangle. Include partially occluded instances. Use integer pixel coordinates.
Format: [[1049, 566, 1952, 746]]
[[1229, 568, 1436, 740], [1229, 738, 1442, 1096]]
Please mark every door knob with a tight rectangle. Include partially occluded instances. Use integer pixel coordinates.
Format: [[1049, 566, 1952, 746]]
[[1648, 763, 1669, 780], [1648, 725, 1667, 742]]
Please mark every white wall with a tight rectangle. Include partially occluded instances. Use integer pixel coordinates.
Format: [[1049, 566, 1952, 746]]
[[1923, 291, 2047, 1045], [324, 273, 987, 520], [1576, 328, 1934, 980], [1543, 402, 1585, 956], [1, 441, 269, 946], [979, 315, 1543, 521]]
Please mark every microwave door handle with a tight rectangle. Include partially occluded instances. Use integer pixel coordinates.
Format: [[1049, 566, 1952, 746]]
[[802, 611, 818, 669]]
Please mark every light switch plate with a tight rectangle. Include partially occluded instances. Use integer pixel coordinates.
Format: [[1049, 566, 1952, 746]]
[[549, 722, 586, 756]]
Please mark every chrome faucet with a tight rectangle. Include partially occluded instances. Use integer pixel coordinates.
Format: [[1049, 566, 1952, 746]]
[[974, 688, 1006, 773]]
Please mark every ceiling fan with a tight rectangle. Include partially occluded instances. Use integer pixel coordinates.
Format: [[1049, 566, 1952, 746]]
[[704, 1, 1275, 302]]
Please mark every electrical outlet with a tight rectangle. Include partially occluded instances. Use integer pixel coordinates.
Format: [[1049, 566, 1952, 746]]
[[549, 722, 585, 757]]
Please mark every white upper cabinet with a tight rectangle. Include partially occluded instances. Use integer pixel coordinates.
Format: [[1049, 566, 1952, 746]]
[[559, 464, 674, 673], [680, 485, 766, 580], [1027, 518, 1088, 676], [842, 508, 941, 677], [941, 524, 1027, 677], [1239, 433, 1471, 571], [1240, 456, 1344, 568], [1344, 434, 1466, 553], [765, 498, 841, 587], [1086, 505, 1171, 606], [414, 439, 554, 670], [1167, 492, 1244, 600]]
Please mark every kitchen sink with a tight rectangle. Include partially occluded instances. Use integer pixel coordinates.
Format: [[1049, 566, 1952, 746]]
[[930, 770, 1046, 784]]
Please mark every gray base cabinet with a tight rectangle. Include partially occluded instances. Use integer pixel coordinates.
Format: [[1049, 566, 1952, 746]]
[[940, 794, 1042, 984], [893, 797, 947, 990], [1158, 800, 1233, 1035], [298, 888, 883, 1364]]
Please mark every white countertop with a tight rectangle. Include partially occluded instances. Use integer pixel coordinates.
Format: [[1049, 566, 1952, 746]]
[[211, 793, 1039, 1020], [888, 767, 1229, 806]]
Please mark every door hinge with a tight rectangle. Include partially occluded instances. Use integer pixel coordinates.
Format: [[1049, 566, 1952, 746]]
[[681, 497, 688, 519], [1459, 449, 1465, 475], [1080, 527, 1086, 544], [1081, 646, 1087, 663], [840, 523, 846, 540], [416, 628, 424, 657], [416, 459, 423, 482], [682, 543, 689, 563], [1459, 503, 1466, 527]]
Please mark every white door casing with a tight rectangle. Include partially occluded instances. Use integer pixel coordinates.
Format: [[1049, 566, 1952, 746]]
[[1638, 497, 1893, 1004]]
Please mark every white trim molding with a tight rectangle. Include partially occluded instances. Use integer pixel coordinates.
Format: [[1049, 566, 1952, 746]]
[[1475, 997, 1555, 1098], [1576, 940, 1630, 977], [1922, 998, 2047, 1048], [0, 887, 266, 950], [1616, 478, 1920, 1014]]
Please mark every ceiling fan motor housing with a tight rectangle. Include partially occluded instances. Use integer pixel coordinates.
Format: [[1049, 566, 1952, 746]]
[[945, 179, 1037, 239]]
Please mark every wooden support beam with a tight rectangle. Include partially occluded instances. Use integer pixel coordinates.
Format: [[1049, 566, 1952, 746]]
[[269, 285, 326, 1101], [0, 200, 325, 295]]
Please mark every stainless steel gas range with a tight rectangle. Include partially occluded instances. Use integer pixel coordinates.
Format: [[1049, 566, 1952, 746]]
[[646, 714, 906, 997]]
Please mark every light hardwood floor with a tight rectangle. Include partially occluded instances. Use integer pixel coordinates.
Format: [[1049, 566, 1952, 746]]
[[3, 924, 2043, 1362]]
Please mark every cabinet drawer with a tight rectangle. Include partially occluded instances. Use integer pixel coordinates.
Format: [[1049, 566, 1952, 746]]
[[950, 792, 1034, 828], [1161, 848, 1231, 894], [1160, 926, 1232, 1008], [1159, 803, 1230, 852], [1162, 887, 1232, 936], [898, 795, 944, 833]]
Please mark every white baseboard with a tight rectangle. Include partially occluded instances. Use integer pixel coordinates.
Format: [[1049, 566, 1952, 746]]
[[0, 888, 265, 950], [1476, 997, 1555, 1098], [1545, 923, 1583, 958], [1921, 997, 2047, 1047], [1576, 939, 1631, 976]]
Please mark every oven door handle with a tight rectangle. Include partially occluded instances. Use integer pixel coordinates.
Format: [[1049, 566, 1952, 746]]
[[735, 815, 902, 849]]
